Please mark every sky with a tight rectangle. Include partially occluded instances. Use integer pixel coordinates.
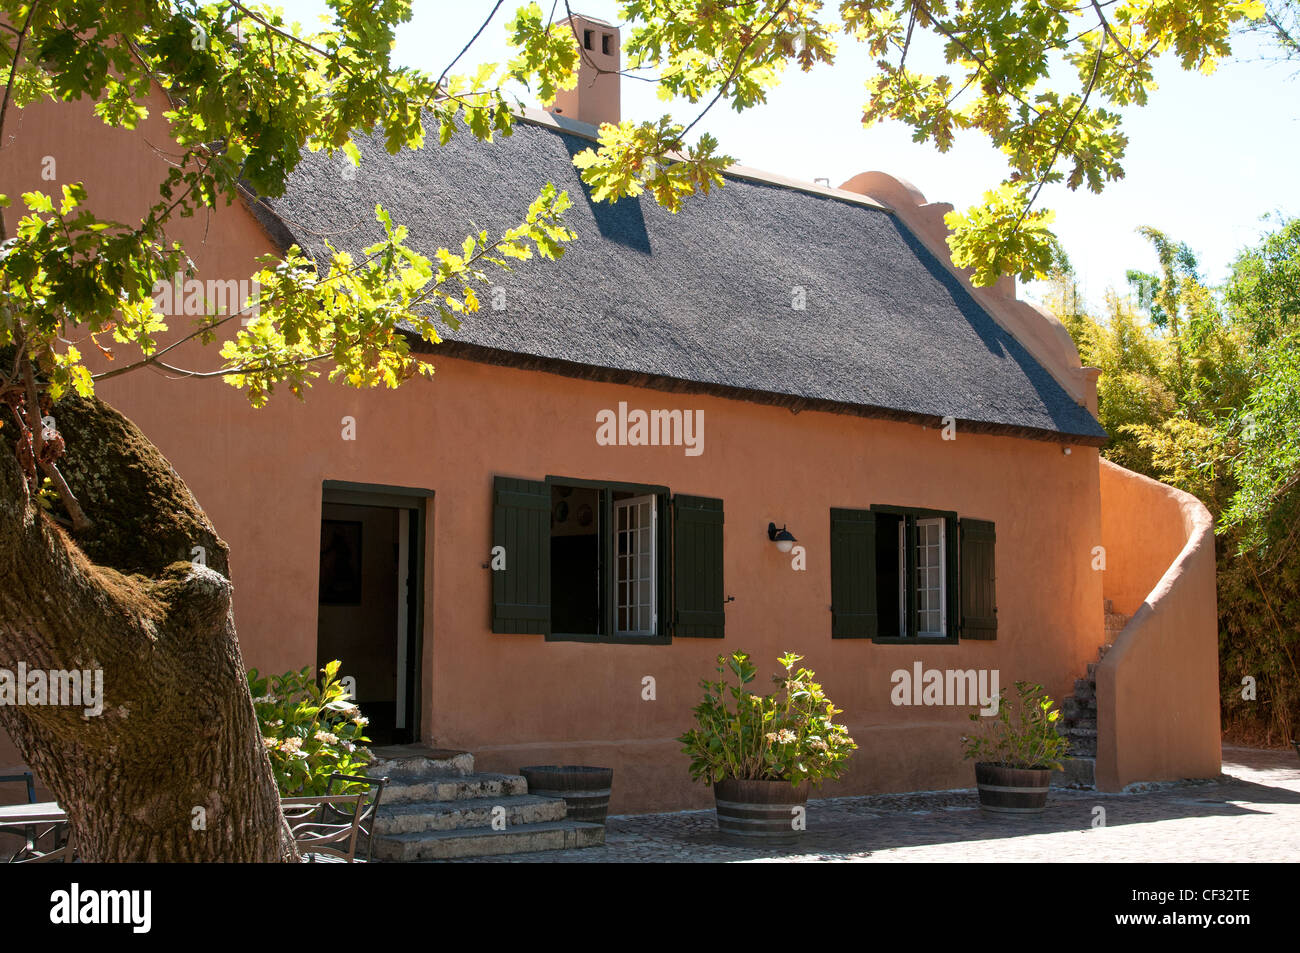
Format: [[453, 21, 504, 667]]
[[274, 1, 1300, 311]]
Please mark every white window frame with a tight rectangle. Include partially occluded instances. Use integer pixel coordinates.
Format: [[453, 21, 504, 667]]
[[914, 517, 946, 637], [897, 516, 947, 638], [613, 494, 657, 637]]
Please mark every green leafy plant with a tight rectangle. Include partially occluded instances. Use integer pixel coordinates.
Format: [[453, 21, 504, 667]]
[[678, 651, 857, 787], [961, 681, 1069, 770], [248, 660, 373, 796]]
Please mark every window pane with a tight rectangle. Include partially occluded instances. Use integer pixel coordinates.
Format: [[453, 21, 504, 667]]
[[912, 517, 945, 636], [614, 494, 657, 636]]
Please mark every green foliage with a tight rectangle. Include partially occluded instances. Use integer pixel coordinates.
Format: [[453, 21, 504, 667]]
[[572, 117, 729, 213], [678, 651, 857, 788], [841, 0, 1264, 283], [961, 681, 1068, 770], [248, 660, 373, 796], [944, 182, 1057, 286], [0, 0, 577, 406]]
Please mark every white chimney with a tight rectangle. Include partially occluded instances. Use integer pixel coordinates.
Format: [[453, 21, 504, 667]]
[[550, 14, 620, 127]]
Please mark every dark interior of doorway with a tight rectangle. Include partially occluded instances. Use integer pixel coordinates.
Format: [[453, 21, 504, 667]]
[[317, 496, 421, 746]]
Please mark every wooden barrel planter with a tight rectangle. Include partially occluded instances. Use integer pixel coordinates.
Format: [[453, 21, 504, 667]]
[[520, 766, 613, 824], [974, 763, 1053, 813], [713, 779, 809, 845]]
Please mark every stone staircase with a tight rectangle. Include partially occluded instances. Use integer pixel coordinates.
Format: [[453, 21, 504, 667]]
[[367, 747, 605, 861], [1054, 600, 1130, 789]]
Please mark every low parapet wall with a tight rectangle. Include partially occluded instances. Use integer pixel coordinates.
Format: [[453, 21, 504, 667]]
[[1096, 459, 1221, 790]]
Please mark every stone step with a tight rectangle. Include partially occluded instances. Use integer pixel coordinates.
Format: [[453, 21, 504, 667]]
[[1053, 757, 1096, 789], [1098, 641, 1115, 659], [1104, 612, 1128, 632], [1062, 696, 1096, 713], [374, 820, 606, 862], [1068, 737, 1098, 756], [1072, 678, 1095, 701], [382, 772, 528, 806], [1086, 661, 1100, 679], [375, 794, 567, 836], [367, 747, 475, 780]]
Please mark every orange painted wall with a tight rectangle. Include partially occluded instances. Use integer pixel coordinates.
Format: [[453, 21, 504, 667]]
[[2, 90, 1118, 814], [89, 356, 1108, 812]]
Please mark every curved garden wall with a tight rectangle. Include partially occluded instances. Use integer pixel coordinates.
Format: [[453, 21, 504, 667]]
[[1096, 459, 1220, 790]]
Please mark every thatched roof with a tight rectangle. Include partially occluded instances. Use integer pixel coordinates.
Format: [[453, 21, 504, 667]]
[[255, 114, 1107, 445]]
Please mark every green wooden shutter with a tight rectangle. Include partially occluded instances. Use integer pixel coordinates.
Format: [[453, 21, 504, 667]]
[[945, 515, 959, 638], [491, 476, 550, 634], [672, 495, 725, 638], [830, 508, 877, 639], [959, 518, 997, 640]]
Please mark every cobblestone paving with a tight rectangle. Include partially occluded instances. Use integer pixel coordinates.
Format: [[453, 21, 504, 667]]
[[446, 746, 1300, 862]]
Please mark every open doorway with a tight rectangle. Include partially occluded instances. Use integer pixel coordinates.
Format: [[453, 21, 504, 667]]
[[317, 486, 425, 745]]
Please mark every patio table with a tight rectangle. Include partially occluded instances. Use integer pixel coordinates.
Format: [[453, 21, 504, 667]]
[[0, 801, 66, 825]]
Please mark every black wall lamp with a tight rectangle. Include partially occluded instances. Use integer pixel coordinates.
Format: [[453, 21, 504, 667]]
[[767, 522, 797, 553]]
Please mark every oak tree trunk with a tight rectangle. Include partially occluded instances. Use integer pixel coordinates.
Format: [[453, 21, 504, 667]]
[[0, 395, 297, 861]]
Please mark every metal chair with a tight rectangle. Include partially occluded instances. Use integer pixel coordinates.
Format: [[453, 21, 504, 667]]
[[7, 825, 76, 863], [326, 773, 389, 863], [281, 792, 370, 863], [0, 773, 38, 861]]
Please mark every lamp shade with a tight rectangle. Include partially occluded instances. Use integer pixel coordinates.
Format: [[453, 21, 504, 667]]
[[768, 522, 796, 553]]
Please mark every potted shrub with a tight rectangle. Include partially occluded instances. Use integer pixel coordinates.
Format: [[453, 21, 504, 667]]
[[679, 652, 856, 844], [961, 680, 1069, 813]]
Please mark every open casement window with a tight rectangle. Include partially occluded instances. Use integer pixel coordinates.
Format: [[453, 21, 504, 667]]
[[491, 475, 724, 642], [614, 495, 657, 637], [830, 506, 994, 643]]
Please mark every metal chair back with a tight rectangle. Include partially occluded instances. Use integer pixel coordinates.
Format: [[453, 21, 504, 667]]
[[282, 792, 369, 863], [326, 773, 389, 863]]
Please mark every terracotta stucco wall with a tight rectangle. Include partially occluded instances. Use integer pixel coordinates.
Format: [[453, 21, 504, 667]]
[[0, 91, 1111, 814], [1095, 459, 1221, 790]]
